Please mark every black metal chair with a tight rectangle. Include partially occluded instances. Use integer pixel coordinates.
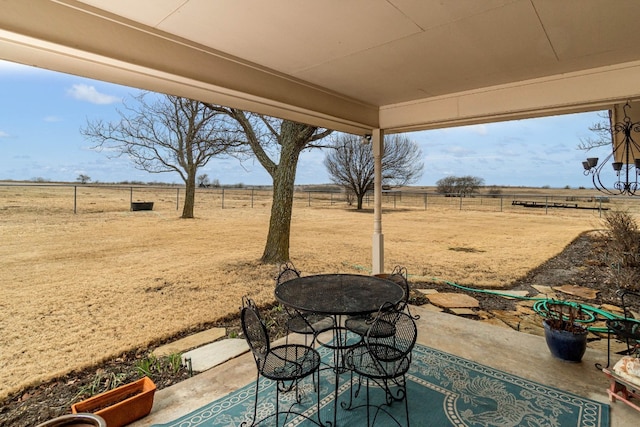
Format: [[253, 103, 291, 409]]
[[240, 296, 325, 426], [344, 301, 417, 426], [276, 262, 334, 345], [345, 266, 418, 338], [601, 290, 640, 368]]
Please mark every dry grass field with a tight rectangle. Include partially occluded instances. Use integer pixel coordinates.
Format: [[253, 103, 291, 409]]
[[0, 184, 621, 400]]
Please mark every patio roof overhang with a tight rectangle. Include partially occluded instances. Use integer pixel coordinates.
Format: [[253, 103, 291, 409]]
[[4, 0, 640, 272], [4, 1, 640, 135]]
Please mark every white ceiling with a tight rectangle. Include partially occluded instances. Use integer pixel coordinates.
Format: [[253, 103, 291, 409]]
[[3, 0, 640, 133]]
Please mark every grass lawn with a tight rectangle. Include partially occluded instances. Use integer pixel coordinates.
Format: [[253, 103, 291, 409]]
[[0, 185, 604, 399]]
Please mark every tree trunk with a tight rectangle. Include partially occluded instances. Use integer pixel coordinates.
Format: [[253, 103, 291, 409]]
[[182, 170, 196, 219], [260, 147, 299, 263], [356, 192, 365, 210]]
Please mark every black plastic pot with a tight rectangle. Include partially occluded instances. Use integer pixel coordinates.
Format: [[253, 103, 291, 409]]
[[543, 320, 588, 362]]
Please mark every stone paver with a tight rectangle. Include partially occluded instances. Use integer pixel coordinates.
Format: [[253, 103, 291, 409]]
[[427, 292, 479, 309], [153, 328, 226, 357], [416, 288, 439, 295], [531, 285, 557, 297], [553, 284, 599, 300], [419, 303, 444, 312], [182, 339, 249, 373], [600, 304, 624, 315], [450, 308, 477, 316], [479, 289, 530, 299]]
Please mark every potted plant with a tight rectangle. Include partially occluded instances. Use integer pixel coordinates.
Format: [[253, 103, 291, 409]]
[[71, 376, 156, 427], [540, 301, 589, 362]]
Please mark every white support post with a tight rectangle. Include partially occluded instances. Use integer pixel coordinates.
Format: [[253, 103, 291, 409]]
[[372, 129, 384, 274]]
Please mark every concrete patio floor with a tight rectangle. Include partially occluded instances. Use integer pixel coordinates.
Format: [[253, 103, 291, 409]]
[[132, 305, 637, 426]]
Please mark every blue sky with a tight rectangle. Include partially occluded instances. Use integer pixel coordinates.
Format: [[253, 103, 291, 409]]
[[0, 59, 609, 188]]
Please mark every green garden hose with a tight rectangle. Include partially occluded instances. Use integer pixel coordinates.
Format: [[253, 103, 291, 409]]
[[427, 276, 635, 333], [345, 263, 637, 333]]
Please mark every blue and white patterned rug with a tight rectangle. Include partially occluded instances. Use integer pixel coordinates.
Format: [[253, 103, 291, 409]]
[[154, 344, 609, 426]]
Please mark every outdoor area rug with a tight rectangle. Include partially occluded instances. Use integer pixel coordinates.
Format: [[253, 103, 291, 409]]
[[153, 344, 609, 427]]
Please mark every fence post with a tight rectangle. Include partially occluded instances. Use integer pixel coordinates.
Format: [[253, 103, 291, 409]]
[[130, 187, 133, 211], [500, 196, 503, 212], [599, 198, 602, 218], [176, 188, 179, 210], [74, 186, 77, 214], [251, 188, 254, 208], [308, 191, 311, 207], [222, 188, 225, 209], [545, 196, 548, 215], [424, 193, 427, 210], [331, 192, 333, 205], [459, 195, 463, 210], [394, 193, 397, 209]]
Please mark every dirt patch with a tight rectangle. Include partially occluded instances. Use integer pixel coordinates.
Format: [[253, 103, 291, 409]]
[[2, 230, 631, 427]]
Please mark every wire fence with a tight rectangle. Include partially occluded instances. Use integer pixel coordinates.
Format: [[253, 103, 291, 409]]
[[2, 183, 640, 217]]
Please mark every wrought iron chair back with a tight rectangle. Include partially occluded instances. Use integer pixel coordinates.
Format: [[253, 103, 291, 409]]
[[241, 296, 270, 371], [344, 301, 417, 426], [366, 302, 417, 366], [345, 266, 418, 338], [599, 290, 640, 369], [275, 262, 334, 345], [276, 261, 301, 285], [239, 296, 325, 427], [611, 290, 640, 354], [387, 265, 419, 320]]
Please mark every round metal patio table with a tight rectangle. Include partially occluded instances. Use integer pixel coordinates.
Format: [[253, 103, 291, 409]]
[[274, 273, 405, 426], [274, 273, 404, 316]]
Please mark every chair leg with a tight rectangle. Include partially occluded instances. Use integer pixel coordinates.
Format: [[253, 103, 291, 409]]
[[241, 372, 261, 427]]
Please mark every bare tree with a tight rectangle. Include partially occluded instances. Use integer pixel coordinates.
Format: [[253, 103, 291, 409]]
[[82, 93, 243, 218], [197, 173, 210, 188], [578, 110, 613, 151], [204, 105, 332, 263], [324, 134, 424, 209], [436, 175, 484, 196], [76, 174, 91, 184]]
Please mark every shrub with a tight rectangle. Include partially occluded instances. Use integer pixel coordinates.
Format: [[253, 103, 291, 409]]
[[486, 186, 502, 198], [602, 210, 640, 291]]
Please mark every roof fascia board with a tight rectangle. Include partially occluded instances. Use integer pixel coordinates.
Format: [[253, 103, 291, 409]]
[[380, 61, 640, 133]]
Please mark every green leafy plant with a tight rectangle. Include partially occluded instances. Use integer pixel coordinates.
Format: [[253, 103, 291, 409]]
[[71, 371, 128, 403], [135, 353, 184, 377]]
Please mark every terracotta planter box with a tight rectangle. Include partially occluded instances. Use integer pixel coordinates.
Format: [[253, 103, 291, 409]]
[[71, 377, 156, 427], [130, 202, 154, 211]]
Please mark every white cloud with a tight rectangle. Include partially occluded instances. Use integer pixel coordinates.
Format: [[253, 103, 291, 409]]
[[0, 131, 9, 138], [67, 84, 121, 104], [44, 116, 62, 122]]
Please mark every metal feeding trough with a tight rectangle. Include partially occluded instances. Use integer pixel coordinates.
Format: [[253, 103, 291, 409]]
[[130, 202, 154, 211]]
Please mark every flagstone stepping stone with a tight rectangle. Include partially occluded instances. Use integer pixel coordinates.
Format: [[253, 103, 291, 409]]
[[600, 304, 625, 315], [553, 284, 599, 300], [416, 288, 439, 295], [420, 303, 444, 312], [153, 327, 226, 357], [516, 299, 537, 308], [479, 289, 530, 299], [450, 308, 477, 317], [182, 338, 249, 372], [427, 292, 479, 309], [531, 285, 557, 296], [514, 304, 536, 315], [490, 310, 522, 330]]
